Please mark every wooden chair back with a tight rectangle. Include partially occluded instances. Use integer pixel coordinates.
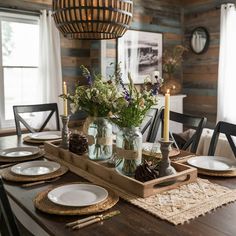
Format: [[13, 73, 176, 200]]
[[0, 177, 20, 236], [147, 108, 207, 153], [208, 121, 236, 157], [13, 103, 60, 136]]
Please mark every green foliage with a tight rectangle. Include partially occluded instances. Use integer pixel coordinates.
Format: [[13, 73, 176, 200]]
[[111, 73, 158, 128], [61, 65, 121, 117]]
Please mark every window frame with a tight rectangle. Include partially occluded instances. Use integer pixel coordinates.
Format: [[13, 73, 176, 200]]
[[0, 12, 39, 129]]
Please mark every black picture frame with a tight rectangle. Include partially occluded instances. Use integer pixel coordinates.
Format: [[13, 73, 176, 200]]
[[117, 29, 163, 84]]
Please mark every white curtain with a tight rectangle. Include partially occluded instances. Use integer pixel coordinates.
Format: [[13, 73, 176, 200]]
[[38, 10, 63, 128], [217, 4, 236, 123]]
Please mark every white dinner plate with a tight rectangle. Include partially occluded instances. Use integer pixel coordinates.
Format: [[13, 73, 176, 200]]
[[29, 131, 61, 140], [187, 156, 236, 172], [0, 147, 40, 158], [47, 184, 108, 207], [11, 161, 61, 176]]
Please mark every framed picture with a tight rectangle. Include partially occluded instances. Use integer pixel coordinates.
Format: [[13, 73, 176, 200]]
[[118, 30, 163, 84]]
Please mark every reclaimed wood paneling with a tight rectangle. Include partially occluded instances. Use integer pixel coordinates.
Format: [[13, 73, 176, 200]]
[[0, 0, 51, 10], [183, 0, 221, 128], [103, 0, 183, 85]]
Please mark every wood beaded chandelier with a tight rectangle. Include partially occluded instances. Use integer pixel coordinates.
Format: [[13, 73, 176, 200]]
[[52, 0, 133, 40]]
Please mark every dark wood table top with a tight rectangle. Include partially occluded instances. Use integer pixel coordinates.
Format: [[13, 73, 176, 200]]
[[1, 135, 236, 236]]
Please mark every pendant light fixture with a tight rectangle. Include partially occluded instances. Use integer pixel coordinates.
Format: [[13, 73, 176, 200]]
[[52, 0, 133, 40]]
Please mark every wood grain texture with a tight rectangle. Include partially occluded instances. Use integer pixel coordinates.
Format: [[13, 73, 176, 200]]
[[2, 135, 236, 236], [103, 0, 183, 82], [183, 1, 220, 127], [44, 142, 197, 198]]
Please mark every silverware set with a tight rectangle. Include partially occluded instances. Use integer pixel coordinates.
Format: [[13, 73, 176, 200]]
[[66, 210, 120, 230]]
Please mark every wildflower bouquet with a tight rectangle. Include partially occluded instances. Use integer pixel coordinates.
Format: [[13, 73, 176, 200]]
[[67, 65, 120, 117], [63, 65, 120, 160], [112, 72, 158, 176], [162, 45, 187, 75], [112, 73, 158, 128]]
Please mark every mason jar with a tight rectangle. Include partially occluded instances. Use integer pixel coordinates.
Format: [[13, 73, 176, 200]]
[[87, 117, 113, 160], [116, 127, 142, 176]]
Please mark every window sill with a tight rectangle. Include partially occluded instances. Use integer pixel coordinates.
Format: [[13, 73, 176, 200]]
[[0, 128, 17, 137]]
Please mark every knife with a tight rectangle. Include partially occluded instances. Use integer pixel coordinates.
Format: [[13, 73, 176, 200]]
[[68, 210, 120, 230]]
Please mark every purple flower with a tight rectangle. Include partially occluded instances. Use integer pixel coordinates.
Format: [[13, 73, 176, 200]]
[[124, 90, 130, 101], [80, 65, 92, 86], [87, 75, 92, 86]]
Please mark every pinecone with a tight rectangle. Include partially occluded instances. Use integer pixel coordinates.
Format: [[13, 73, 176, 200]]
[[135, 161, 159, 182], [69, 133, 88, 155]]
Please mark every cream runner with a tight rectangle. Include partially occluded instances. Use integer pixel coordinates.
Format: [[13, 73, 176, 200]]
[[46, 153, 236, 225]]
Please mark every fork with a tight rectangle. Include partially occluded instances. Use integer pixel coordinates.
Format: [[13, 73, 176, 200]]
[[21, 176, 61, 187], [0, 163, 17, 169]]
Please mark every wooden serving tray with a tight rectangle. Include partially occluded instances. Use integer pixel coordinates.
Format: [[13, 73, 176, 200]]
[[44, 142, 197, 198]]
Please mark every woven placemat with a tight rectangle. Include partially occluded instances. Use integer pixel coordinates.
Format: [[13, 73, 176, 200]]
[[198, 168, 236, 177], [34, 183, 119, 215], [120, 178, 236, 225], [1, 165, 68, 182], [0, 150, 45, 163], [23, 136, 62, 144]]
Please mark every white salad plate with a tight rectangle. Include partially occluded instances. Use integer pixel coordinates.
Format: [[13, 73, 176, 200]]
[[187, 156, 236, 172], [0, 147, 40, 158], [47, 184, 108, 207], [29, 131, 61, 140], [11, 161, 61, 176]]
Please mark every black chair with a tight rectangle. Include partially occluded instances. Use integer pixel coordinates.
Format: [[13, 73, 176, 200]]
[[141, 108, 159, 139], [208, 121, 236, 157], [0, 177, 20, 236], [13, 103, 60, 136], [147, 107, 207, 153]]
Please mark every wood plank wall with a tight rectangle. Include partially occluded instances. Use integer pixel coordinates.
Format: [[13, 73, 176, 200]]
[[5, 0, 226, 126], [105, 0, 183, 83], [182, 0, 229, 128]]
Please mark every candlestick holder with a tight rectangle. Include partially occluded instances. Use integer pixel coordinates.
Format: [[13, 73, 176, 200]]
[[60, 115, 70, 149], [158, 139, 176, 177]]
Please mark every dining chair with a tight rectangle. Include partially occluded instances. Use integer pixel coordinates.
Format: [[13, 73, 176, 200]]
[[147, 107, 207, 153], [141, 108, 159, 140], [13, 103, 60, 136], [208, 121, 236, 157], [0, 177, 20, 236]]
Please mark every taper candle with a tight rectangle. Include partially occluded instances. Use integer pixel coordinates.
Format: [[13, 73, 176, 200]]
[[163, 89, 170, 141], [63, 81, 68, 116]]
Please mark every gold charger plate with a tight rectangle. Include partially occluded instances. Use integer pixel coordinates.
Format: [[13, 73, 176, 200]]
[[197, 168, 236, 177], [34, 183, 119, 215], [23, 136, 62, 144], [0, 149, 45, 163], [1, 165, 68, 182]]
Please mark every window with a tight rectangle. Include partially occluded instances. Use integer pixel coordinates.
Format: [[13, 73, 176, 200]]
[[0, 12, 40, 128]]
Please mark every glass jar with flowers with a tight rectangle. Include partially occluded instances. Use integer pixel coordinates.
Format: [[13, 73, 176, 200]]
[[162, 45, 187, 94], [64, 65, 120, 161], [112, 73, 158, 176]]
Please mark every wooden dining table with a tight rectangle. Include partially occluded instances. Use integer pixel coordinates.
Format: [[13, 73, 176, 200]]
[[1, 134, 236, 236]]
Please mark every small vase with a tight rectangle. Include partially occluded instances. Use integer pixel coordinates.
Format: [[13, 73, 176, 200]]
[[86, 117, 113, 160], [161, 73, 181, 95], [116, 127, 142, 177]]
